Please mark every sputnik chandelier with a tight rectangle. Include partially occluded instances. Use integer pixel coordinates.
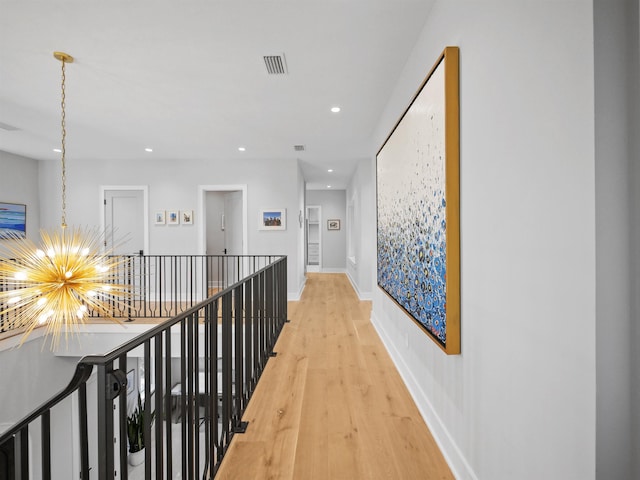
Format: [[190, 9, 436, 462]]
[[0, 52, 128, 348]]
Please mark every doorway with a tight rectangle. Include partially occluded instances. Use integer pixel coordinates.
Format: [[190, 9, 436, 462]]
[[306, 205, 321, 272], [198, 185, 248, 289], [100, 186, 149, 255], [204, 191, 244, 257]]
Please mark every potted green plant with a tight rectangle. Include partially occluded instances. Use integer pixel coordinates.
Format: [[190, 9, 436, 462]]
[[126, 394, 154, 466]]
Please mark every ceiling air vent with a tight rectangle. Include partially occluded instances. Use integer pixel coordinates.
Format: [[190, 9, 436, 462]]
[[264, 54, 288, 75], [0, 121, 19, 131], [293, 145, 305, 152]]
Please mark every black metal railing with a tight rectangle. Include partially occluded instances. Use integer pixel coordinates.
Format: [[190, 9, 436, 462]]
[[105, 254, 282, 319], [1, 255, 282, 333], [0, 255, 288, 479]]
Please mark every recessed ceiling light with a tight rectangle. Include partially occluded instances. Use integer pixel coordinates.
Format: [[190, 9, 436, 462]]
[[145, 148, 153, 152], [330, 107, 341, 113], [327, 169, 334, 173], [53, 148, 61, 153], [327, 185, 332, 189], [238, 147, 246, 152]]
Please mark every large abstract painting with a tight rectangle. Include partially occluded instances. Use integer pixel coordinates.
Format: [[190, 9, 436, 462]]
[[376, 47, 460, 354]]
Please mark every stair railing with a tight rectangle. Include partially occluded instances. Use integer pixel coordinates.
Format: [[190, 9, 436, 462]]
[[0, 254, 287, 479]]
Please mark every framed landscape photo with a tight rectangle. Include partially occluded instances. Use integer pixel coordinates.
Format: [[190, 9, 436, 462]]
[[259, 209, 286, 230], [154, 211, 166, 225], [376, 46, 460, 355], [167, 210, 179, 225], [181, 210, 193, 225], [327, 219, 340, 230], [0, 202, 26, 239]]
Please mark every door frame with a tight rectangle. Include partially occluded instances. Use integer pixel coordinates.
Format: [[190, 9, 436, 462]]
[[306, 205, 322, 272], [197, 185, 248, 256], [99, 185, 150, 254]]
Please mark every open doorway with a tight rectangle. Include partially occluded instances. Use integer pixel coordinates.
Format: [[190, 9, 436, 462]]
[[198, 185, 248, 290], [306, 205, 321, 272]]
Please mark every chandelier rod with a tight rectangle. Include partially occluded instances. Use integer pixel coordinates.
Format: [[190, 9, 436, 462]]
[[53, 51, 74, 229]]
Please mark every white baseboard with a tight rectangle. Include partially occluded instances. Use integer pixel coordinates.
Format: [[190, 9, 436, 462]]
[[320, 267, 346, 274], [288, 277, 306, 301], [346, 270, 372, 301], [370, 310, 477, 480]]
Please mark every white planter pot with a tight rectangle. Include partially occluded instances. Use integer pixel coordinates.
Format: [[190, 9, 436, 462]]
[[128, 449, 145, 466]]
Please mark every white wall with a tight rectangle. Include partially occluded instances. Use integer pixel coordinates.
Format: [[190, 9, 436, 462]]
[[306, 189, 347, 271], [38, 157, 305, 299], [0, 151, 40, 242], [296, 164, 307, 295], [594, 1, 638, 478], [346, 158, 374, 299], [0, 334, 77, 424], [369, 2, 596, 479]]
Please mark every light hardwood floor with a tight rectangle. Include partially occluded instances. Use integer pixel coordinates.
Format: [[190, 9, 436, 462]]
[[215, 273, 453, 480]]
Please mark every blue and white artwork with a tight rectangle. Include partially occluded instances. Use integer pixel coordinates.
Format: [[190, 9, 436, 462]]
[[376, 59, 448, 346], [0, 202, 26, 239]]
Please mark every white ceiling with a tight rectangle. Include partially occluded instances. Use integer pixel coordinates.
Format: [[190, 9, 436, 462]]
[[0, 1, 433, 189]]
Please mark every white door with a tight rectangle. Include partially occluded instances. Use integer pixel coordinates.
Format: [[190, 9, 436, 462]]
[[224, 191, 243, 256], [222, 191, 244, 285], [205, 192, 225, 255], [203, 189, 246, 289], [104, 190, 145, 255]]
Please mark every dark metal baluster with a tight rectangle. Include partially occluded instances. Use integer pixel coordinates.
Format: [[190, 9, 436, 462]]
[[282, 257, 288, 327], [260, 271, 267, 370], [213, 298, 221, 463], [164, 328, 173, 478], [221, 255, 225, 290], [204, 300, 212, 474], [127, 256, 132, 320], [97, 364, 114, 480], [41, 411, 51, 480], [266, 267, 274, 352], [234, 284, 245, 430], [221, 290, 233, 447], [194, 310, 201, 478], [180, 318, 187, 480], [252, 275, 260, 389], [118, 355, 128, 480], [245, 278, 253, 402], [15, 426, 28, 480], [154, 333, 164, 478], [143, 341, 152, 480], [186, 313, 193, 479], [173, 256, 178, 318], [157, 257, 163, 318], [79, 382, 90, 479]]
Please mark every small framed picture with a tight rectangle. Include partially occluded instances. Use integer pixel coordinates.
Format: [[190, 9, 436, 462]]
[[181, 210, 193, 225], [154, 211, 166, 225], [327, 219, 341, 230], [259, 209, 286, 230], [126, 369, 135, 395], [167, 210, 179, 225]]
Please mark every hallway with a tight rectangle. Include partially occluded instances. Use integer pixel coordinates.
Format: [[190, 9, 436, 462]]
[[216, 273, 453, 479]]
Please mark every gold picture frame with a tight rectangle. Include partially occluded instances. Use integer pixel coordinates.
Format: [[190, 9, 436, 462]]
[[376, 46, 460, 354]]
